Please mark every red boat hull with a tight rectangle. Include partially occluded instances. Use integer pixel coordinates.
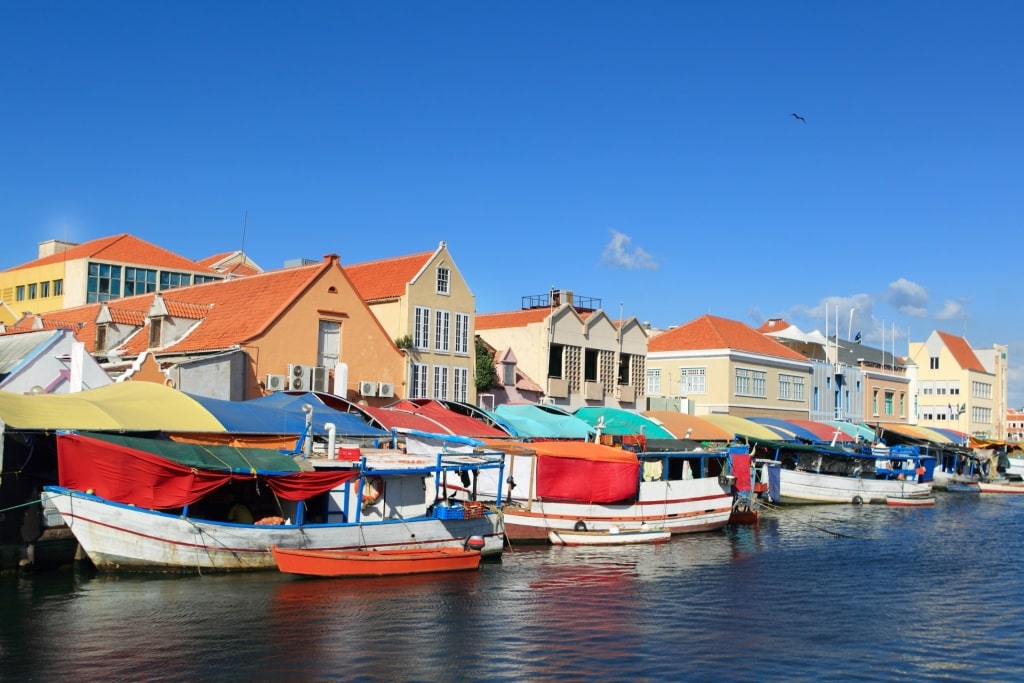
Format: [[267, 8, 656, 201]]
[[270, 545, 481, 577]]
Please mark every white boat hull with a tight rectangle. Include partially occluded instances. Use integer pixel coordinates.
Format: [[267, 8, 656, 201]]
[[502, 477, 733, 542], [977, 480, 1024, 494], [43, 488, 503, 572], [779, 469, 932, 504], [548, 527, 671, 546]]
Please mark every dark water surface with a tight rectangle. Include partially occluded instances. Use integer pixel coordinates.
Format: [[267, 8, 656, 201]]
[[2, 493, 1021, 682]]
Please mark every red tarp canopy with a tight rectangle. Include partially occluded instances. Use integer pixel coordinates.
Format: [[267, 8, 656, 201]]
[[527, 441, 640, 503], [57, 433, 359, 510]]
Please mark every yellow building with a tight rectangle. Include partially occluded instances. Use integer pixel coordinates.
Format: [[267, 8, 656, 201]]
[[647, 314, 812, 419], [344, 242, 478, 404], [0, 234, 224, 325], [907, 330, 1006, 439]]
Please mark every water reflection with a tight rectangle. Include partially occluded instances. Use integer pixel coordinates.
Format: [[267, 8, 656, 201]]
[[2, 496, 1024, 681]]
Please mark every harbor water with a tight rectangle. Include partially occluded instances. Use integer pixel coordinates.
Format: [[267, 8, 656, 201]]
[[2, 493, 1022, 682]]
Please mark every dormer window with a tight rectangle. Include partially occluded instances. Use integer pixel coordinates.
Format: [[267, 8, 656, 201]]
[[149, 318, 163, 348], [502, 360, 516, 386], [436, 266, 450, 295], [95, 323, 107, 352]]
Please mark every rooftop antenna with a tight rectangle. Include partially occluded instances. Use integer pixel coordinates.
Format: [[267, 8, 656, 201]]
[[240, 209, 248, 255]]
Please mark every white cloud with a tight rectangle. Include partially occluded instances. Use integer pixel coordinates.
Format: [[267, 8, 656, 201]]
[[600, 229, 657, 271], [886, 278, 929, 318], [935, 299, 967, 321]]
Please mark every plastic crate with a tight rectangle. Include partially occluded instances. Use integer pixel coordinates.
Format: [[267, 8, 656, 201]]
[[434, 503, 465, 520], [463, 501, 485, 519]]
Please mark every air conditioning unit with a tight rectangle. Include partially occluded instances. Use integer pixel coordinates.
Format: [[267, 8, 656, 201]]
[[378, 382, 395, 398], [287, 363, 313, 391], [311, 366, 329, 393], [265, 374, 286, 392], [359, 380, 378, 397]]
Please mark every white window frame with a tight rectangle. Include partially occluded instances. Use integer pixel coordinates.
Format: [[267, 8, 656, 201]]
[[453, 367, 469, 402], [433, 365, 450, 400], [453, 313, 470, 355], [410, 363, 429, 398], [434, 309, 450, 353], [646, 368, 661, 396], [414, 306, 431, 350], [679, 367, 706, 395], [436, 266, 450, 295]]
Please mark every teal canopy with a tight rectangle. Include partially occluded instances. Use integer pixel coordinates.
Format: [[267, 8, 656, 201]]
[[573, 407, 675, 439], [494, 404, 596, 439]]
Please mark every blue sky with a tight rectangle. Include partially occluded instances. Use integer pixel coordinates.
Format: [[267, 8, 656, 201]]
[[3, 2, 1022, 406]]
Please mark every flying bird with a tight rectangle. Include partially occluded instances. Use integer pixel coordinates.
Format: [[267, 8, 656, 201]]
[[791, 113, 806, 123]]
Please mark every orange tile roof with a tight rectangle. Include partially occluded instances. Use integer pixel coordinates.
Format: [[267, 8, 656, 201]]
[[28, 257, 335, 355], [198, 251, 263, 277], [475, 308, 556, 330], [757, 318, 792, 333], [648, 314, 808, 361], [344, 250, 433, 302], [6, 234, 220, 274], [164, 300, 212, 320], [937, 331, 987, 373]]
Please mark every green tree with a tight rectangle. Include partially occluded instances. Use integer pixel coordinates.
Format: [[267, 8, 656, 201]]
[[474, 336, 497, 392]]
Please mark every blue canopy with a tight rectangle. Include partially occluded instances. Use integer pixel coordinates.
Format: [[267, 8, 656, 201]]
[[188, 392, 386, 437]]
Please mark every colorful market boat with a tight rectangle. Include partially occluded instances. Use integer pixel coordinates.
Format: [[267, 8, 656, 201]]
[[42, 432, 506, 572], [547, 526, 671, 546], [467, 439, 739, 543], [747, 439, 935, 505], [270, 545, 482, 577]]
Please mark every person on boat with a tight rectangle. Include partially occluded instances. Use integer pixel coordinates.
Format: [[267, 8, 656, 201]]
[[227, 495, 254, 524]]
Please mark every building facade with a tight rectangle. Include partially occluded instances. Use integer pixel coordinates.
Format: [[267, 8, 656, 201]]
[[475, 289, 647, 410], [344, 242, 477, 404], [647, 314, 812, 420], [907, 330, 1005, 439], [0, 234, 224, 324]]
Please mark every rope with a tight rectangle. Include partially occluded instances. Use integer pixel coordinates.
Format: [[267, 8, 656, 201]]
[[757, 499, 865, 539], [0, 497, 43, 514]]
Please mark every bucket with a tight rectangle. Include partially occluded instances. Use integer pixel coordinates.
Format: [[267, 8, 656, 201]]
[[337, 443, 360, 460]]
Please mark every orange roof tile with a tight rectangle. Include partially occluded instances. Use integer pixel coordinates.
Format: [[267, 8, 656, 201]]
[[757, 318, 792, 333], [6, 234, 220, 274], [344, 251, 433, 302], [32, 257, 337, 356], [475, 308, 555, 330], [937, 331, 987, 373], [163, 300, 212, 320], [198, 251, 263, 277], [648, 314, 808, 361]]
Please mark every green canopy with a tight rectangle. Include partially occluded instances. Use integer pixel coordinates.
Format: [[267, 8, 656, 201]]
[[81, 431, 303, 473]]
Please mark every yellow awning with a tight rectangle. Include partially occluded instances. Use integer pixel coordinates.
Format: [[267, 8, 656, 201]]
[[0, 382, 225, 432]]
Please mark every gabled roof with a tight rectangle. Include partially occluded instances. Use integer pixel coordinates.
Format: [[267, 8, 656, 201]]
[[197, 251, 263, 277], [937, 330, 987, 373], [649, 314, 808, 361], [344, 250, 434, 302], [6, 234, 219, 274], [20, 256, 339, 356], [0, 329, 62, 375]]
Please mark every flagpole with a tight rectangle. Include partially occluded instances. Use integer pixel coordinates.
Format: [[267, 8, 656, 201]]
[[848, 308, 854, 341]]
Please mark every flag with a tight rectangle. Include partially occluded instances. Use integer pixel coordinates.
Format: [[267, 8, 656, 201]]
[[853, 331, 862, 343], [959, 403, 966, 415], [948, 403, 954, 418]]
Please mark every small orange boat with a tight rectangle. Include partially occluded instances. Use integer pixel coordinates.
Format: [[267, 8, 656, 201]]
[[270, 545, 482, 578]]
